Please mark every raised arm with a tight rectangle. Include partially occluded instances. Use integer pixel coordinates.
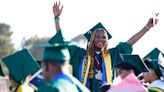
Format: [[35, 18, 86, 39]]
[[127, 14, 159, 45], [53, 1, 63, 31]]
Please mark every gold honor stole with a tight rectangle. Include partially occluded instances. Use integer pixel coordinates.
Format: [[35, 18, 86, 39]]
[[81, 51, 112, 85]]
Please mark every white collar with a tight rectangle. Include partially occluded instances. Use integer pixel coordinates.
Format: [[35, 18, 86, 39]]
[[95, 51, 101, 54], [149, 79, 164, 90]]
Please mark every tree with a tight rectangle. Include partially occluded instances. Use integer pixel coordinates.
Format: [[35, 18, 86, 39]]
[[0, 23, 14, 58]]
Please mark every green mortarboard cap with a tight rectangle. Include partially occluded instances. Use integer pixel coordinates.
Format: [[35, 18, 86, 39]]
[[36, 43, 72, 63], [158, 52, 164, 77], [36, 30, 73, 62], [48, 30, 64, 44], [158, 52, 164, 67], [36, 43, 71, 62], [120, 54, 148, 75], [144, 48, 163, 77], [42, 46, 70, 62], [84, 22, 112, 41], [2, 49, 40, 83], [143, 48, 160, 61]]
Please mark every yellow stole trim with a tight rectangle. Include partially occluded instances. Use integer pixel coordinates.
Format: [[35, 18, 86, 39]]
[[17, 84, 23, 92], [81, 52, 112, 85], [148, 87, 164, 92], [82, 53, 92, 85], [103, 51, 112, 84]]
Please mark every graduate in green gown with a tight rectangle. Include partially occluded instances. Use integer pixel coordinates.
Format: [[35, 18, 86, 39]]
[[52, 1, 159, 92], [2, 49, 40, 92], [36, 32, 90, 92], [143, 48, 164, 92]]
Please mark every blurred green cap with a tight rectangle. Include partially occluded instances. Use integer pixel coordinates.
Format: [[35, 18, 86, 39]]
[[144, 48, 163, 77], [2, 49, 40, 83], [36, 30, 73, 62], [42, 46, 70, 62], [143, 48, 160, 61]]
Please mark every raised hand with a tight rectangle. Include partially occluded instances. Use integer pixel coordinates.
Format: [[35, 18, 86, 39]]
[[127, 13, 159, 45], [146, 13, 159, 28], [53, 1, 64, 18]]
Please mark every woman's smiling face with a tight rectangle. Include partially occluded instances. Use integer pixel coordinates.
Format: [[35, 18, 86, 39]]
[[94, 30, 108, 51]]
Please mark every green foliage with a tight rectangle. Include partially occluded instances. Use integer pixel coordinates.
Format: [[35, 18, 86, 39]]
[[0, 23, 14, 58]]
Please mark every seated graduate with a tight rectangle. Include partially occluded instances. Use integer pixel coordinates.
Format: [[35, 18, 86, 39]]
[[2, 49, 40, 92], [143, 48, 164, 92]]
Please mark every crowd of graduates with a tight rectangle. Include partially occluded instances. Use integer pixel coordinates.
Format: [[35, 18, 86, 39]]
[[0, 1, 164, 92]]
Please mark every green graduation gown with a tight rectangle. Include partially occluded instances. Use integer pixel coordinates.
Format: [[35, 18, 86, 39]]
[[37, 74, 90, 92], [56, 30, 132, 92]]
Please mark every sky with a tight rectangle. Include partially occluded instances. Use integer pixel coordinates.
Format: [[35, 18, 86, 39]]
[[0, 0, 164, 58]]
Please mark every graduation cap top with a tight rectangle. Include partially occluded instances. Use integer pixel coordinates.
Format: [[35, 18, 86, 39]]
[[2, 49, 40, 83], [36, 30, 73, 62], [119, 54, 148, 76], [143, 48, 163, 77], [84, 22, 112, 41], [48, 29, 64, 44], [143, 48, 160, 61]]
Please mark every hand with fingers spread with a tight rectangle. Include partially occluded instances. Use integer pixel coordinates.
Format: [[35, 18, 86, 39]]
[[53, 1, 64, 31], [146, 13, 159, 29], [53, 1, 64, 18]]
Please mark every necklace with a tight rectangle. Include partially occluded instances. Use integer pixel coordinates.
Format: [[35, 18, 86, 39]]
[[94, 52, 102, 80]]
